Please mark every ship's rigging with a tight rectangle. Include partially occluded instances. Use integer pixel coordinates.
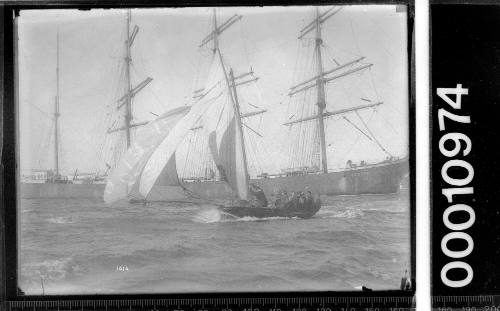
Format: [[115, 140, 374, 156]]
[[107, 10, 152, 147], [285, 7, 395, 174], [54, 30, 61, 179], [28, 31, 65, 181], [104, 8, 270, 203], [176, 9, 268, 183], [93, 9, 155, 177]]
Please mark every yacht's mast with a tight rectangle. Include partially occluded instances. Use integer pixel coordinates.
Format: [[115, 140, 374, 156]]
[[229, 69, 250, 184], [211, 10, 250, 186], [314, 8, 328, 174], [54, 30, 60, 177], [199, 10, 259, 197]]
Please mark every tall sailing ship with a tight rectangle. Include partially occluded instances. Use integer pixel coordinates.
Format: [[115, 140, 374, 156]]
[[20, 31, 104, 198], [254, 7, 409, 197], [21, 7, 408, 200], [20, 11, 151, 199]]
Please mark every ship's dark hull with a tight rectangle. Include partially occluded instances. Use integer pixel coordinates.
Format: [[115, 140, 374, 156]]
[[221, 198, 322, 219], [20, 182, 105, 199], [183, 158, 409, 200], [19, 158, 408, 199]]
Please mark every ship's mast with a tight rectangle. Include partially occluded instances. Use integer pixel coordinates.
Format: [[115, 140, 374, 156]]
[[286, 7, 384, 172], [54, 30, 60, 177], [124, 10, 133, 148], [314, 8, 328, 174], [107, 10, 152, 144]]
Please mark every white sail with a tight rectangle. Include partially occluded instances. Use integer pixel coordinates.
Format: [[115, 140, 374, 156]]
[[104, 106, 190, 204], [139, 56, 227, 198], [206, 97, 249, 201], [232, 111, 249, 200]]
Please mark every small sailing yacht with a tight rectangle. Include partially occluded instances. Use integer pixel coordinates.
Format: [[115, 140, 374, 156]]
[[216, 68, 321, 219], [194, 10, 322, 218], [104, 9, 323, 219]]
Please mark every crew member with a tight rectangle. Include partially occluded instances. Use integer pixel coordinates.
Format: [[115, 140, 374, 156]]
[[305, 190, 313, 204], [249, 183, 268, 207], [275, 190, 288, 208]]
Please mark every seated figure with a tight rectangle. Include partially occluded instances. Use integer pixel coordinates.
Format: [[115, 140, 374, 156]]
[[249, 183, 268, 207]]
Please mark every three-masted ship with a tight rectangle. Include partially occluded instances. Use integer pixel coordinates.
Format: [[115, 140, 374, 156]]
[[255, 7, 409, 197]]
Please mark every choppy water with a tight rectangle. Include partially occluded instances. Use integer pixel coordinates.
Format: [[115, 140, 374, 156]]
[[19, 193, 411, 295]]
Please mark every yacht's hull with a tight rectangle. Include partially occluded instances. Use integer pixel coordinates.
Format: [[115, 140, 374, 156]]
[[221, 198, 322, 219]]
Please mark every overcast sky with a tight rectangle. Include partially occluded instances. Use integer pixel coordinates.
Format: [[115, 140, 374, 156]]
[[18, 5, 408, 176]]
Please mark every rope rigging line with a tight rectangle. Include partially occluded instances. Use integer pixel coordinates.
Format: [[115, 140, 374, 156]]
[[322, 43, 340, 66], [93, 43, 131, 174], [244, 125, 263, 176], [194, 130, 204, 179], [359, 9, 399, 61], [238, 19, 252, 72], [342, 115, 373, 141], [376, 109, 399, 135], [40, 121, 55, 169], [289, 39, 317, 169], [348, 15, 362, 57], [368, 67, 381, 101], [340, 109, 376, 165], [181, 131, 195, 179], [354, 110, 393, 157]]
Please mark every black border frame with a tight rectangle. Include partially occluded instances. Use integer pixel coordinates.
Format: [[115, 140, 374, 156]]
[[429, 0, 500, 302], [1, 0, 415, 305]]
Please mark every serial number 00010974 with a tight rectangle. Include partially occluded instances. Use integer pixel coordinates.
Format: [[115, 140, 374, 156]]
[[437, 84, 475, 288]]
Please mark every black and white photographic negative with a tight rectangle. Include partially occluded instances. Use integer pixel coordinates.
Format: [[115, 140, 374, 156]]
[[17, 5, 411, 294]]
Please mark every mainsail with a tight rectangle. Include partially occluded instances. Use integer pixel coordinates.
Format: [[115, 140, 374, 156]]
[[140, 10, 257, 202], [104, 56, 226, 203], [104, 106, 190, 203], [138, 54, 228, 198], [206, 69, 250, 201]]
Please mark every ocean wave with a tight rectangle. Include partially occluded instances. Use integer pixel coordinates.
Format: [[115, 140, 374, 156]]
[[124, 244, 202, 262], [319, 202, 406, 217], [192, 208, 228, 223], [289, 267, 349, 281], [317, 208, 364, 219], [193, 208, 299, 223], [78, 243, 205, 268], [167, 244, 203, 259], [359, 205, 408, 213], [46, 216, 74, 224], [22, 257, 82, 281], [20, 195, 410, 294], [295, 229, 379, 245], [291, 248, 330, 258]]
